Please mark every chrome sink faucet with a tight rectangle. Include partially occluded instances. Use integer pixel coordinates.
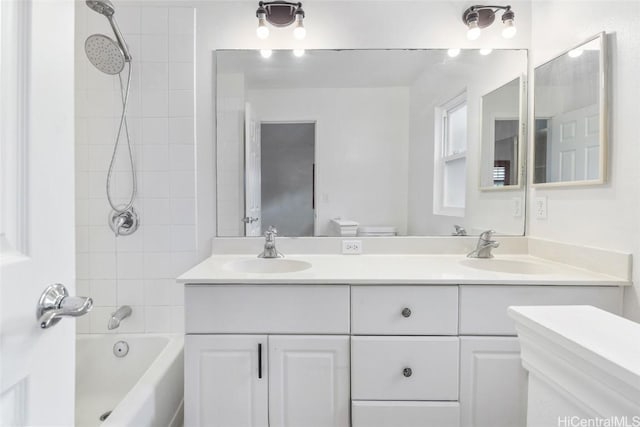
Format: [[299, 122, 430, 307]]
[[467, 230, 500, 258], [108, 305, 132, 330], [258, 226, 284, 259]]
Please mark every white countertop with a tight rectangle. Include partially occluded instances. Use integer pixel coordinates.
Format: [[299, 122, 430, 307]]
[[177, 254, 629, 286]]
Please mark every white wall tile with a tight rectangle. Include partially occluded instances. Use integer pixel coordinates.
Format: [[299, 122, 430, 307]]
[[88, 225, 117, 252], [117, 280, 145, 306], [142, 198, 172, 225], [170, 225, 196, 252], [77, 253, 90, 279], [88, 306, 116, 334], [141, 144, 169, 171], [117, 252, 145, 279], [116, 6, 141, 35], [140, 62, 169, 90], [170, 199, 195, 225], [168, 34, 193, 63], [116, 226, 145, 252], [89, 253, 117, 279], [141, 171, 171, 198], [145, 306, 172, 333], [143, 252, 174, 278], [168, 117, 193, 144], [90, 280, 117, 306], [170, 305, 185, 333], [144, 279, 173, 305], [140, 34, 168, 62], [169, 144, 194, 171], [169, 90, 193, 117], [170, 171, 195, 198], [141, 89, 168, 117], [171, 251, 198, 278], [141, 7, 168, 35], [168, 62, 193, 90], [113, 305, 145, 333], [88, 145, 113, 172], [143, 225, 171, 252], [169, 8, 194, 35], [142, 117, 169, 144], [76, 279, 91, 296]]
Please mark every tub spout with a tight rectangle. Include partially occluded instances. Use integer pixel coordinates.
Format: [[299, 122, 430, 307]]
[[108, 305, 132, 330]]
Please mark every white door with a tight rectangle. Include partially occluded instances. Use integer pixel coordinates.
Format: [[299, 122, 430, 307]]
[[269, 335, 350, 427], [184, 335, 268, 427], [549, 104, 600, 182], [460, 337, 528, 427], [0, 0, 77, 425], [244, 102, 262, 236]]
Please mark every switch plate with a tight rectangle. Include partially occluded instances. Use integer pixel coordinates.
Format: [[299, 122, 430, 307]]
[[342, 240, 362, 254], [512, 197, 522, 218], [535, 196, 547, 219]]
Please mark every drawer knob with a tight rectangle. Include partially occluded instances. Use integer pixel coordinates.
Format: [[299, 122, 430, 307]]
[[403, 367, 412, 377], [401, 307, 412, 318]]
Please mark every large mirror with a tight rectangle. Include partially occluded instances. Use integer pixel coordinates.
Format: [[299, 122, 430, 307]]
[[479, 77, 525, 190], [533, 33, 607, 186], [216, 49, 528, 237]]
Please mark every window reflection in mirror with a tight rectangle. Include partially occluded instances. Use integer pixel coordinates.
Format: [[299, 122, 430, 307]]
[[215, 49, 528, 237], [533, 33, 606, 186]]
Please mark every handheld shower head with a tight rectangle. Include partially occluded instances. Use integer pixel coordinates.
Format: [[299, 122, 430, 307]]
[[85, 0, 132, 68], [86, 0, 115, 17]]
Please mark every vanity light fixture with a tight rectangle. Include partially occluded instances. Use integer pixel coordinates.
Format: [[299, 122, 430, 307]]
[[448, 48, 461, 58], [479, 48, 493, 55], [462, 5, 517, 40], [293, 49, 305, 57], [260, 49, 273, 58], [568, 48, 583, 58], [255, 1, 306, 40]]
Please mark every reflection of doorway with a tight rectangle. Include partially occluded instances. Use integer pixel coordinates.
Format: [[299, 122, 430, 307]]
[[261, 122, 316, 237], [493, 119, 519, 186]]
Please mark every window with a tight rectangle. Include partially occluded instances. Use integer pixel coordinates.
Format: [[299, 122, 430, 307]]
[[434, 92, 467, 217]]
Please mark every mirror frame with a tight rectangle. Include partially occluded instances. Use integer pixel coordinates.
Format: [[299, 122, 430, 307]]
[[531, 32, 608, 188], [479, 74, 527, 192]]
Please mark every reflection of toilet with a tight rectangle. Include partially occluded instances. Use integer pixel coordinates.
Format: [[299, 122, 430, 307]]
[[358, 226, 398, 237], [330, 218, 359, 236]]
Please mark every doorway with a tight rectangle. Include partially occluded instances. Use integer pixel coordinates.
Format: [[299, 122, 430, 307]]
[[260, 122, 316, 237]]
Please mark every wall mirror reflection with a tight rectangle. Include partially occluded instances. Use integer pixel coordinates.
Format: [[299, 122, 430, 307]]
[[533, 33, 607, 186], [216, 49, 528, 237], [479, 77, 525, 190]]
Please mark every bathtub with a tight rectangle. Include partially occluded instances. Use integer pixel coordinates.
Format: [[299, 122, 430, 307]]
[[76, 334, 184, 427]]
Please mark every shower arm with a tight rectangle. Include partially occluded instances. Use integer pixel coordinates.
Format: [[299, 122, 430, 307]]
[[107, 15, 132, 62]]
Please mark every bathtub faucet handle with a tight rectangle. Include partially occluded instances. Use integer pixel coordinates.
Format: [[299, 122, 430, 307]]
[[37, 284, 93, 329]]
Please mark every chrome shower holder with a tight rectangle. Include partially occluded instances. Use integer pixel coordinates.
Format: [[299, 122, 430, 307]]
[[109, 207, 139, 237]]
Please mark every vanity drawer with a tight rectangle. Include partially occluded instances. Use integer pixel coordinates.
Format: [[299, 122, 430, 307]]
[[459, 285, 623, 335], [352, 401, 460, 427], [185, 285, 350, 334], [351, 286, 458, 335], [351, 337, 459, 400]]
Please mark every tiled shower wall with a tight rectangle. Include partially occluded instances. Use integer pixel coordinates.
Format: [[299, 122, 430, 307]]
[[75, 4, 197, 333]]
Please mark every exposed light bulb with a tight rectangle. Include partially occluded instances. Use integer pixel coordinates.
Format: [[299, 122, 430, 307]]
[[568, 49, 583, 58], [479, 48, 493, 56], [447, 48, 461, 58], [502, 19, 517, 39], [293, 49, 305, 57], [467, 21, 481, 41], [293, 14, 306, 40], [256, 17, 269, 39], [260, 49, 273, 59]]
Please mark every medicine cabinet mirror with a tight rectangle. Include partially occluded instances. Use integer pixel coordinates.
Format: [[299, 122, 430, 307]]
[[479, 76, 526, 190], [533, 33, 607, 186], [215, 49, 528, 237]]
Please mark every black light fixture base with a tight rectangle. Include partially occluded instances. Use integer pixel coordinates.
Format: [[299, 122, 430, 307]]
[[462, 6, 496, 29], [259, 1, 303, 28]]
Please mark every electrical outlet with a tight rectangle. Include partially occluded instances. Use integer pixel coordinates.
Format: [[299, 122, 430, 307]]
[[342, 240, 362, 254], [512, 197, 522, 218], [535, 196, 547, 219]]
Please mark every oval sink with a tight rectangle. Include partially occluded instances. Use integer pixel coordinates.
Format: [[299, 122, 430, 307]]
[[460, 258, 553, 275], [224, 258, 312, 274]]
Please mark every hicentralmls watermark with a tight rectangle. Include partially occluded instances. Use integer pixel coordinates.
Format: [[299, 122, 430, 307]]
[[558, 416, 640, 427]]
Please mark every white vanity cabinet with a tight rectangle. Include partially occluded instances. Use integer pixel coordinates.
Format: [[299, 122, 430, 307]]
[[184, 285, 351, 427]]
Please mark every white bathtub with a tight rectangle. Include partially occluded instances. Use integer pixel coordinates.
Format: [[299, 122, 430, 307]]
[[76, 334, 184, 427]]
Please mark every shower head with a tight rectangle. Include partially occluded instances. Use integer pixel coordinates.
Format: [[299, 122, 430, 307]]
[[85, 34, 125, 75], [86, 0, 115, 17]]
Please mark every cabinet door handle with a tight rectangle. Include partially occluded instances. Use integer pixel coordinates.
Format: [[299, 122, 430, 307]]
[[403, 367, 412, 377], [402, 307, 412, 318], [258, 343, 262, 379]]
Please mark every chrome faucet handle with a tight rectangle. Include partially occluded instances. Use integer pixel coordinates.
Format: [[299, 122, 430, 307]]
[[37, 284, 93, 329], [479, 230, 496, 241], [452, 225, 467, 236]]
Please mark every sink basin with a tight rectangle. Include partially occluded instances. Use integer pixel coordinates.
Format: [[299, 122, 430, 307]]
[[460, 258, 553, 275], [224, 258, 312, 274]]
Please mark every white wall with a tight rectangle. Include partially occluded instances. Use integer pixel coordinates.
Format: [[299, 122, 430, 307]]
[[528, 1, 640, 321], [75, 4, 197, 333], [249, 87, 410, 235]]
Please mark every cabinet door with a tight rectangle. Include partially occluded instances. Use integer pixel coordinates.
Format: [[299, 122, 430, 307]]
[[185, 335, 268, 427], [269, 335, 350, 427], [460, 337, 527, 427]]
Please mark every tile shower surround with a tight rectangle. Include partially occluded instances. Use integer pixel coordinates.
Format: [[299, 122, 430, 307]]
[[75, 5, 197, 333]]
